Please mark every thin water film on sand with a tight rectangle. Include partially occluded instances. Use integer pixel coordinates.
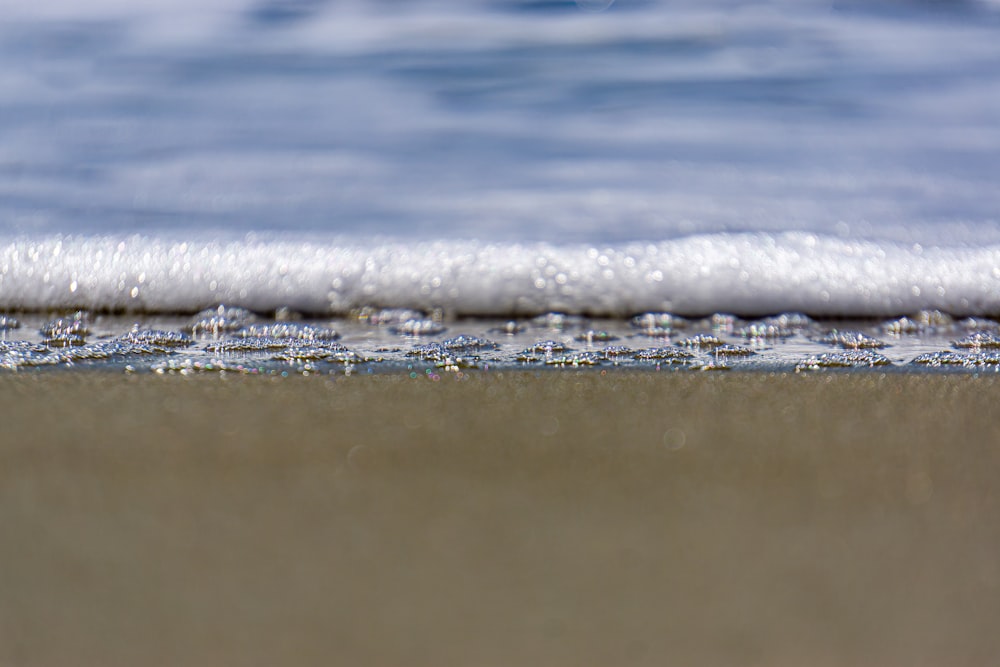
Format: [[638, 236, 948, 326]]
[[1, 306, 999, 376]]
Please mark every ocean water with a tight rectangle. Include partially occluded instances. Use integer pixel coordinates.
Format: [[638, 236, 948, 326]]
[[3, 0, 1000, 320]]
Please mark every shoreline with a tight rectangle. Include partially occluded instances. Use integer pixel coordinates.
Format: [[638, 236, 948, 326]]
[[3, 309, 1000, 375]]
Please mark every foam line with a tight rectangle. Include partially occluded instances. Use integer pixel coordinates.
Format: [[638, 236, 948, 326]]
[[1, 233, 999, 317]]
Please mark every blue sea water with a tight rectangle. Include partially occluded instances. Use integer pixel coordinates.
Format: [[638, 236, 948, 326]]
[[3, 0, 1000, 317]]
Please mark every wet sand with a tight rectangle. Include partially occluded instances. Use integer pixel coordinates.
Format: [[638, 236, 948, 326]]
[[1, 371, 999, 666]]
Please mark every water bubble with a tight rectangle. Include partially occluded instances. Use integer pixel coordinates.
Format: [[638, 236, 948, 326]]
[[690, 360, 731, 372], [237, 322, 340, 342], [912, 349, 1000, 368], [390, 319, 447, 337], [575, 330, 618, 344], [633, 347, 694, 363], [629, 312, 683, 337], [884, 310, 955, 335], [795, 351, 892, 372], [958, 351, 1000, 367], [913, 309, 954, 327], [435, 356, 481, 371], [489, 320, 525, 335], [204, 337, 289, 353], [960, 317, 1000, 331], [406, 344, 474, 368], [40, 311, 90, 338], [531, 312, 588, 331], [272, 345, 348, 362], [188, 305, 256, 335], [42, 332, 87, 348], [910, 351, 969, 367], [407, 343, 450, 361], [882, 316, 921, 335], [440, 335, 499, 351], [544, 351, 604, 367], [814, 330, 888, 349], [118, 328, 193, 348], [739, 314, 810, 340], [952, 331, 1000, 349], [354, 307, 427, 325], [601, 345, 633, 359], [152, 358, 262, 374], [678, 334, 725, 349], [707, 313, 742, 334], [0, 341, 59, 369], [525, 340, 569, 354], [712, 344, 755, 357]]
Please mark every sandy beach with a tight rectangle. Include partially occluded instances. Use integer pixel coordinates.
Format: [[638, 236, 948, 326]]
[[1, 370, 998, 666]]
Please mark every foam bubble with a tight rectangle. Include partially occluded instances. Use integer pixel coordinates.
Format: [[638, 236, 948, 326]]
[[2, 233, 1000, 318]]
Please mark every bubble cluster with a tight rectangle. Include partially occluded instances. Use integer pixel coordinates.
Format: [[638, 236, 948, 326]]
[[189, 305, 256, 335], [524, 340, 569, 354], [531, 312, 589, 331], [712, 344, 755, 357], [0, 304, 997, 374], [960, 317, 1000, 332], [152, 358, 264, 375], [630, 312, 687, 336], [739, 314, 812, 340], [119, 328, 194, 348], [440, 335, 499, 351], [272, 346, 346, 362], [911, 350, 1000, 368], [353, 307, 427, 326], [390, 319, 447, 337], [633, 347, 695, 362], [204, 338, 291, 353], [952, 332, 1000, 349], [795, 351, 892, 372], [575, 330, 618, 344], [678, 334, 725, 349], [690, 360, 731, 372], [237, 323, 340, 341], [814, 330, 888, 349], [40, 311, 90, 338], [544, 352, 604, 367], [488, 321, 525, 335], [885, 310, 951, 335], [0, 341, 58, 369]]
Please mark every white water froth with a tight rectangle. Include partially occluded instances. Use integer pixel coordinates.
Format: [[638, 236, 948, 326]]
[[2, 233, 999, 317]]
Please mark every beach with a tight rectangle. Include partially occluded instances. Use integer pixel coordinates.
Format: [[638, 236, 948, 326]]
[[2, 371, 998, 666], [6, 1, 1000, 664]]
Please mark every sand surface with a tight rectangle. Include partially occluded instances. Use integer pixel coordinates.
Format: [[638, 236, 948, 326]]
[[1, 371, 999, 666]]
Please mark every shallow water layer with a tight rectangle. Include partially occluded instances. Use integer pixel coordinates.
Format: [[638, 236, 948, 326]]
[[3, 306, 1000, 374]]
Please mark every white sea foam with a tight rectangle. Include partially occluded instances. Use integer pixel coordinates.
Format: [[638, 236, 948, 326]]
[[2, 233, 999, 317]]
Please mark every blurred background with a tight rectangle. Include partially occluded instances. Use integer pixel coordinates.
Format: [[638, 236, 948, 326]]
[[2, 0, 1000, 244]]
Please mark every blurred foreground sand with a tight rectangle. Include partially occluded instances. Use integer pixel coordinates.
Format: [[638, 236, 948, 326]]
[[1, 371, 998, 666]]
